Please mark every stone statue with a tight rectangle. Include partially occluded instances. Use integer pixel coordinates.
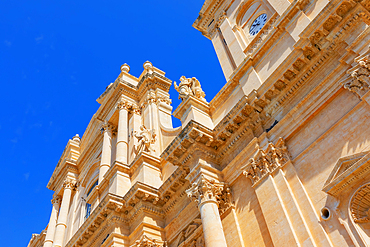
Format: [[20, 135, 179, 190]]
[[174, 76, 206, 101], [134, 125, 156, 154]]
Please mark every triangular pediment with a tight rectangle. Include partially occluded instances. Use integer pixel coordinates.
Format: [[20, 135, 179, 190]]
[[322, 151, 370, 196]]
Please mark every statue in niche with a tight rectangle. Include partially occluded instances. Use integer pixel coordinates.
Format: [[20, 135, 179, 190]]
[[134, 125, 156, 154], [174, 76, 206, 101]]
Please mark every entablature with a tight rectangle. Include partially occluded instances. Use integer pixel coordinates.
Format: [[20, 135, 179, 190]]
[[47, 136, 80, 191]]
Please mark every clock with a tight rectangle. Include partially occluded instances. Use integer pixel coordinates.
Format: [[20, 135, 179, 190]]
[[249, 13, 267, 36]]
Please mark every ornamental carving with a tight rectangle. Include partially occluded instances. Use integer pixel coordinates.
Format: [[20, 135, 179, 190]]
[[117, 100, 141, 115], [51, 195, 61, 205], [186, 176, 233, 212], [174, 76, 206, 102], [100, 122, 116, 133], [241, 137, 290, 186], [134, 125, 157, 154], [141, 93, 172, 109], [131, 235, 166, 247], [350, 183, 370, 223], [63, 178, 77, 190], [343, 56, 370, 97]]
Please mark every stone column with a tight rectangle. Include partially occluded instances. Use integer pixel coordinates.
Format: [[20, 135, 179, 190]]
[[52, 179, 76, 247], [99, 122, 113, 184], [116, 101, 129, 165], [186, 176, 228, 247], [43, 195, 61, 247]]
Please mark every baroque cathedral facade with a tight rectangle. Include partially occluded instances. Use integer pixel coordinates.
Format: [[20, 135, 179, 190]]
[[28, 0, 370, 246]]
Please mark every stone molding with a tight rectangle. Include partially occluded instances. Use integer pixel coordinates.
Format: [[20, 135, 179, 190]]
[[322, 151, 370, 197], [241, 137, 290, 187], [350, 183, 370, 223]]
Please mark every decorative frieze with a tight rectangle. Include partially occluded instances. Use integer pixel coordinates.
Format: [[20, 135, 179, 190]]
[[350, 183, 370, 223], [241, 138, 290, 186]]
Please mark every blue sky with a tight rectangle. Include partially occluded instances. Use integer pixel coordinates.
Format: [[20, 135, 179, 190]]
[[0, 1, 225, 246]]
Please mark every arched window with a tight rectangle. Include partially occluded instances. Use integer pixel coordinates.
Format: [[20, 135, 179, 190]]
[[84, 180, 98, 221]]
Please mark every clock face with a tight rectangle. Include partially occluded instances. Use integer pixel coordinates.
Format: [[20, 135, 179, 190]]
[[249, 13, 267, 36]]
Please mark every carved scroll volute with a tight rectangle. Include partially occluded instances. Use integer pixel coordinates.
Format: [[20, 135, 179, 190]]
[[343, 56, 370, 97], [242, 137, 290, 186], [63, 178, 77, 190], [51, 195, 61, 205]]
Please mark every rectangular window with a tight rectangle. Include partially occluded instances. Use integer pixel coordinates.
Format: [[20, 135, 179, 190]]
[[85, 203, 91, 221]]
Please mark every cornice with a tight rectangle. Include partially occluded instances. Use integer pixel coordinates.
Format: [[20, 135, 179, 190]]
[[323, 151, 370, 197], [47, 138, 80, 191], [65, 193, 124, 247], [193, 0, 227, 39]]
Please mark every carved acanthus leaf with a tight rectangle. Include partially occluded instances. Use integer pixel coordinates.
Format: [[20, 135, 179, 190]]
[[186, 176, 233, 213], [343, 55, 370, 97], [63, 178, 78, 190], [241, 137, 290, 186]]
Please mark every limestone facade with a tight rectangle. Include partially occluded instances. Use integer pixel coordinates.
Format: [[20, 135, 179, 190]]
[[28, 0, 370, 246]]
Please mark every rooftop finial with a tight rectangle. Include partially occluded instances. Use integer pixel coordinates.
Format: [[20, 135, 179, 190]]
[[120, 63, 130, 73], [72, 134, 81, 142]]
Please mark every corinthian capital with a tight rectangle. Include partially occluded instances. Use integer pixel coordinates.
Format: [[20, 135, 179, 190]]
[[116, 100, 131, 110], [100, 121, 113, 133], [242, 137, 290, 186], [63, 178, 77, 190], [186, 176, 224, 206], [51, 195, 61, 205]]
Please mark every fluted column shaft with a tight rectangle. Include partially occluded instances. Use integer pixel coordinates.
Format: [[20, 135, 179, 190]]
[[99, 123, 112, 183], [116, 101, 129, 164], [52, 180, 76, 247], [43, 196, 61, 247], [186, 176, 228, 247]]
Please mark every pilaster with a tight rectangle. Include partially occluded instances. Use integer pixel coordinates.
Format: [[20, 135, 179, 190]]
[[43, 195, 61, 247], [52, 178, 77, 247]]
